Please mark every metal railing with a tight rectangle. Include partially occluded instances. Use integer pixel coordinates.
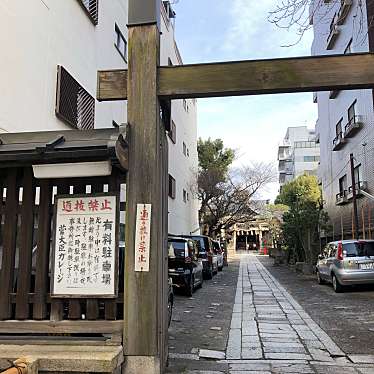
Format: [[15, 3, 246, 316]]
[[79, 0, 99, 25]]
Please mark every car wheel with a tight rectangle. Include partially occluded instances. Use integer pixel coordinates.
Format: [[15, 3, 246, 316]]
[[167, 296, 173, 327], [316, 270, 325, 285], [332, 274, 344, 293], [186, 274, 194, 296]]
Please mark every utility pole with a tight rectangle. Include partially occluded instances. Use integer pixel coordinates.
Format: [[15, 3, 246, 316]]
[[350, 153, 360, 239]]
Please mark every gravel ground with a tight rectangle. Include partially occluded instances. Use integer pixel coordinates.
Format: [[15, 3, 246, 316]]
[[258, 255, 374, 355]]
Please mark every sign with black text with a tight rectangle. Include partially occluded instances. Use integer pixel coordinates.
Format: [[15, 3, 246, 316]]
[[51, 194, 118, 297]]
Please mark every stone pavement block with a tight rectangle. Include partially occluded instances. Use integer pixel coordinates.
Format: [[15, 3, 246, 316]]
[[230, 363, 271, 371], [227, 329, 241, 360], [271, 363, 315, 373], [262, 342, 303, 349], [263, 346, 306, 354], [264, 353, 312, 360], [349, 356, 374, 364], [313, 364, 359, 373], [230, 371, 272, 374], [308, 348, 334, 362], [241, 348, 263, 359], [357, 368, 374, 374]]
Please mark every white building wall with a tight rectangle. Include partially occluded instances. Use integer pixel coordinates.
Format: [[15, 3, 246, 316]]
[[311, 0, 374, 236], [0, 0, 199, 236], [160, 6, 200, 235], [0, 0, 127, 133]]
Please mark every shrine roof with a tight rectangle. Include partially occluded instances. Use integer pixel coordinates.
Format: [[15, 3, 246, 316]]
[[0, 128, 125, 168]]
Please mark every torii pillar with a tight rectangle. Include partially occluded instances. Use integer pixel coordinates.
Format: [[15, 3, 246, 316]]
[[123, 1, 168, 373]]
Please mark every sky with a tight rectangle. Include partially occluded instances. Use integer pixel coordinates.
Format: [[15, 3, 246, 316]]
[[172, 0, 318, 201]]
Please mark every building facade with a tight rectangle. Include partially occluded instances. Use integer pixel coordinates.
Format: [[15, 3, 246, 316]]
[[311, 0, 374, 239], [278, 126, 320, 188], [0, 0, 199, 235]]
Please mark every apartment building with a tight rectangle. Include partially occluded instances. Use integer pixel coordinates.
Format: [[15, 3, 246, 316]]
[[311, 0, 374, 239], [0, 0, 199, 235], [278, 126, 320, 189]]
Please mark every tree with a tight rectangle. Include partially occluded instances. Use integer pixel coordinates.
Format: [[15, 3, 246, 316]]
[[196, 138, 235, 229], [198, 162, 276, 237], [275, 174, 329, 263], [263, 204, 289, 249], [268, 0, 372, 45]]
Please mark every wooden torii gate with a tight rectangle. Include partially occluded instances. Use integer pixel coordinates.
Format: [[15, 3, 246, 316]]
[[97, 1, 374, 373]]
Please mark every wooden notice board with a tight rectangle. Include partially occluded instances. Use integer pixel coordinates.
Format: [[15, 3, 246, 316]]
[[51, 193, 119, 298]]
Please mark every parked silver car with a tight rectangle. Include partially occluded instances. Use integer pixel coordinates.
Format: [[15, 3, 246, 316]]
[[212, 240, 224, 271], [316, 240, 374, 292]]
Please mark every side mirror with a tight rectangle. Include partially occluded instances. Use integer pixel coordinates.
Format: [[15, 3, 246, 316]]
[[318, 254, 324, 260]]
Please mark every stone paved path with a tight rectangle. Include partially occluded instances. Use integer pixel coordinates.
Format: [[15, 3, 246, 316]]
[[224, 254, 374, 373]]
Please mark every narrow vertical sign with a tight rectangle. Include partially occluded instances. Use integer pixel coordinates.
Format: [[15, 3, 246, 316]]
[[134, 204, 152, 272]]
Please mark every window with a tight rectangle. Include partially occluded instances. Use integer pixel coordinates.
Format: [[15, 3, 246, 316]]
[[183, 142, 187, 156], [168, 120, 176, 144], [354, 164, 362, 184], [78, 0, 99, 25], [336, 118, 343, 137], [115, 24, 127, 62], [168, 175, 176, 199], [55, 65, 95, 130], [348, 100, 356, 124], [183, 189, 187, 203], [294, 141, 318, 148], [339, 175, 347, 193], [304, 156, 320, 162]]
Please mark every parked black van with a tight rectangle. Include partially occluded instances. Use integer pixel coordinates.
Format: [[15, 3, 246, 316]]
[[168, 236, 204, 296]]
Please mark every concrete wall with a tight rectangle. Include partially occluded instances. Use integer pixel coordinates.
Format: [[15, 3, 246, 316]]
[[311, 0, 374, 237]]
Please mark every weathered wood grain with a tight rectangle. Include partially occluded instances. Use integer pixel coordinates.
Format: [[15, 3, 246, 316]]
[[15, 168, 35, 319], [97, 70, 128, 101], [0, 320, 122, 334], [97, 53, 374, 101], [158, 53, 374, 98], [124, 24, 167, 358], [0, 170, 18, 319]]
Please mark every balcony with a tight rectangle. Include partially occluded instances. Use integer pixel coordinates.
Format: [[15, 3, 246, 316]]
[[332, 133, 346, 151], [329, 90, 340, 99], [336, 190, 348, 205], [337, 0, 353, 25], [344, 115, 363, 138], [347, 181, 368, 199], [327, 24, 340, 50]]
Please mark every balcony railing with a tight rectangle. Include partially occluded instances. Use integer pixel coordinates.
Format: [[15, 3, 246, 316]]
[[336, 0, 353, 25], [327, 22, 340, 50], [78, 0, 99, 25], [336, 190, 348, 205], [347, 181, 368, 199], [344, 115, 363, 138], [332, 132, 346, 151]]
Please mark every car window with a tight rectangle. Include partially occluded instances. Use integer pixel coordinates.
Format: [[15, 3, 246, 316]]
[[191, 236, 206, 251], [343, 243, 360, 257], [329, 244, 336, 258], [322, 246, 329, 258], [361, 242, 374, 256]]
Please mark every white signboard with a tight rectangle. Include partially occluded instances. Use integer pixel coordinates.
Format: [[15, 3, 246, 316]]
[[134, 204, 152, 272], [52, 194, 117, 297]]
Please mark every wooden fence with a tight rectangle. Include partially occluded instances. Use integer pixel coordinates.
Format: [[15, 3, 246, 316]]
[[0, 166, 125, 341]]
